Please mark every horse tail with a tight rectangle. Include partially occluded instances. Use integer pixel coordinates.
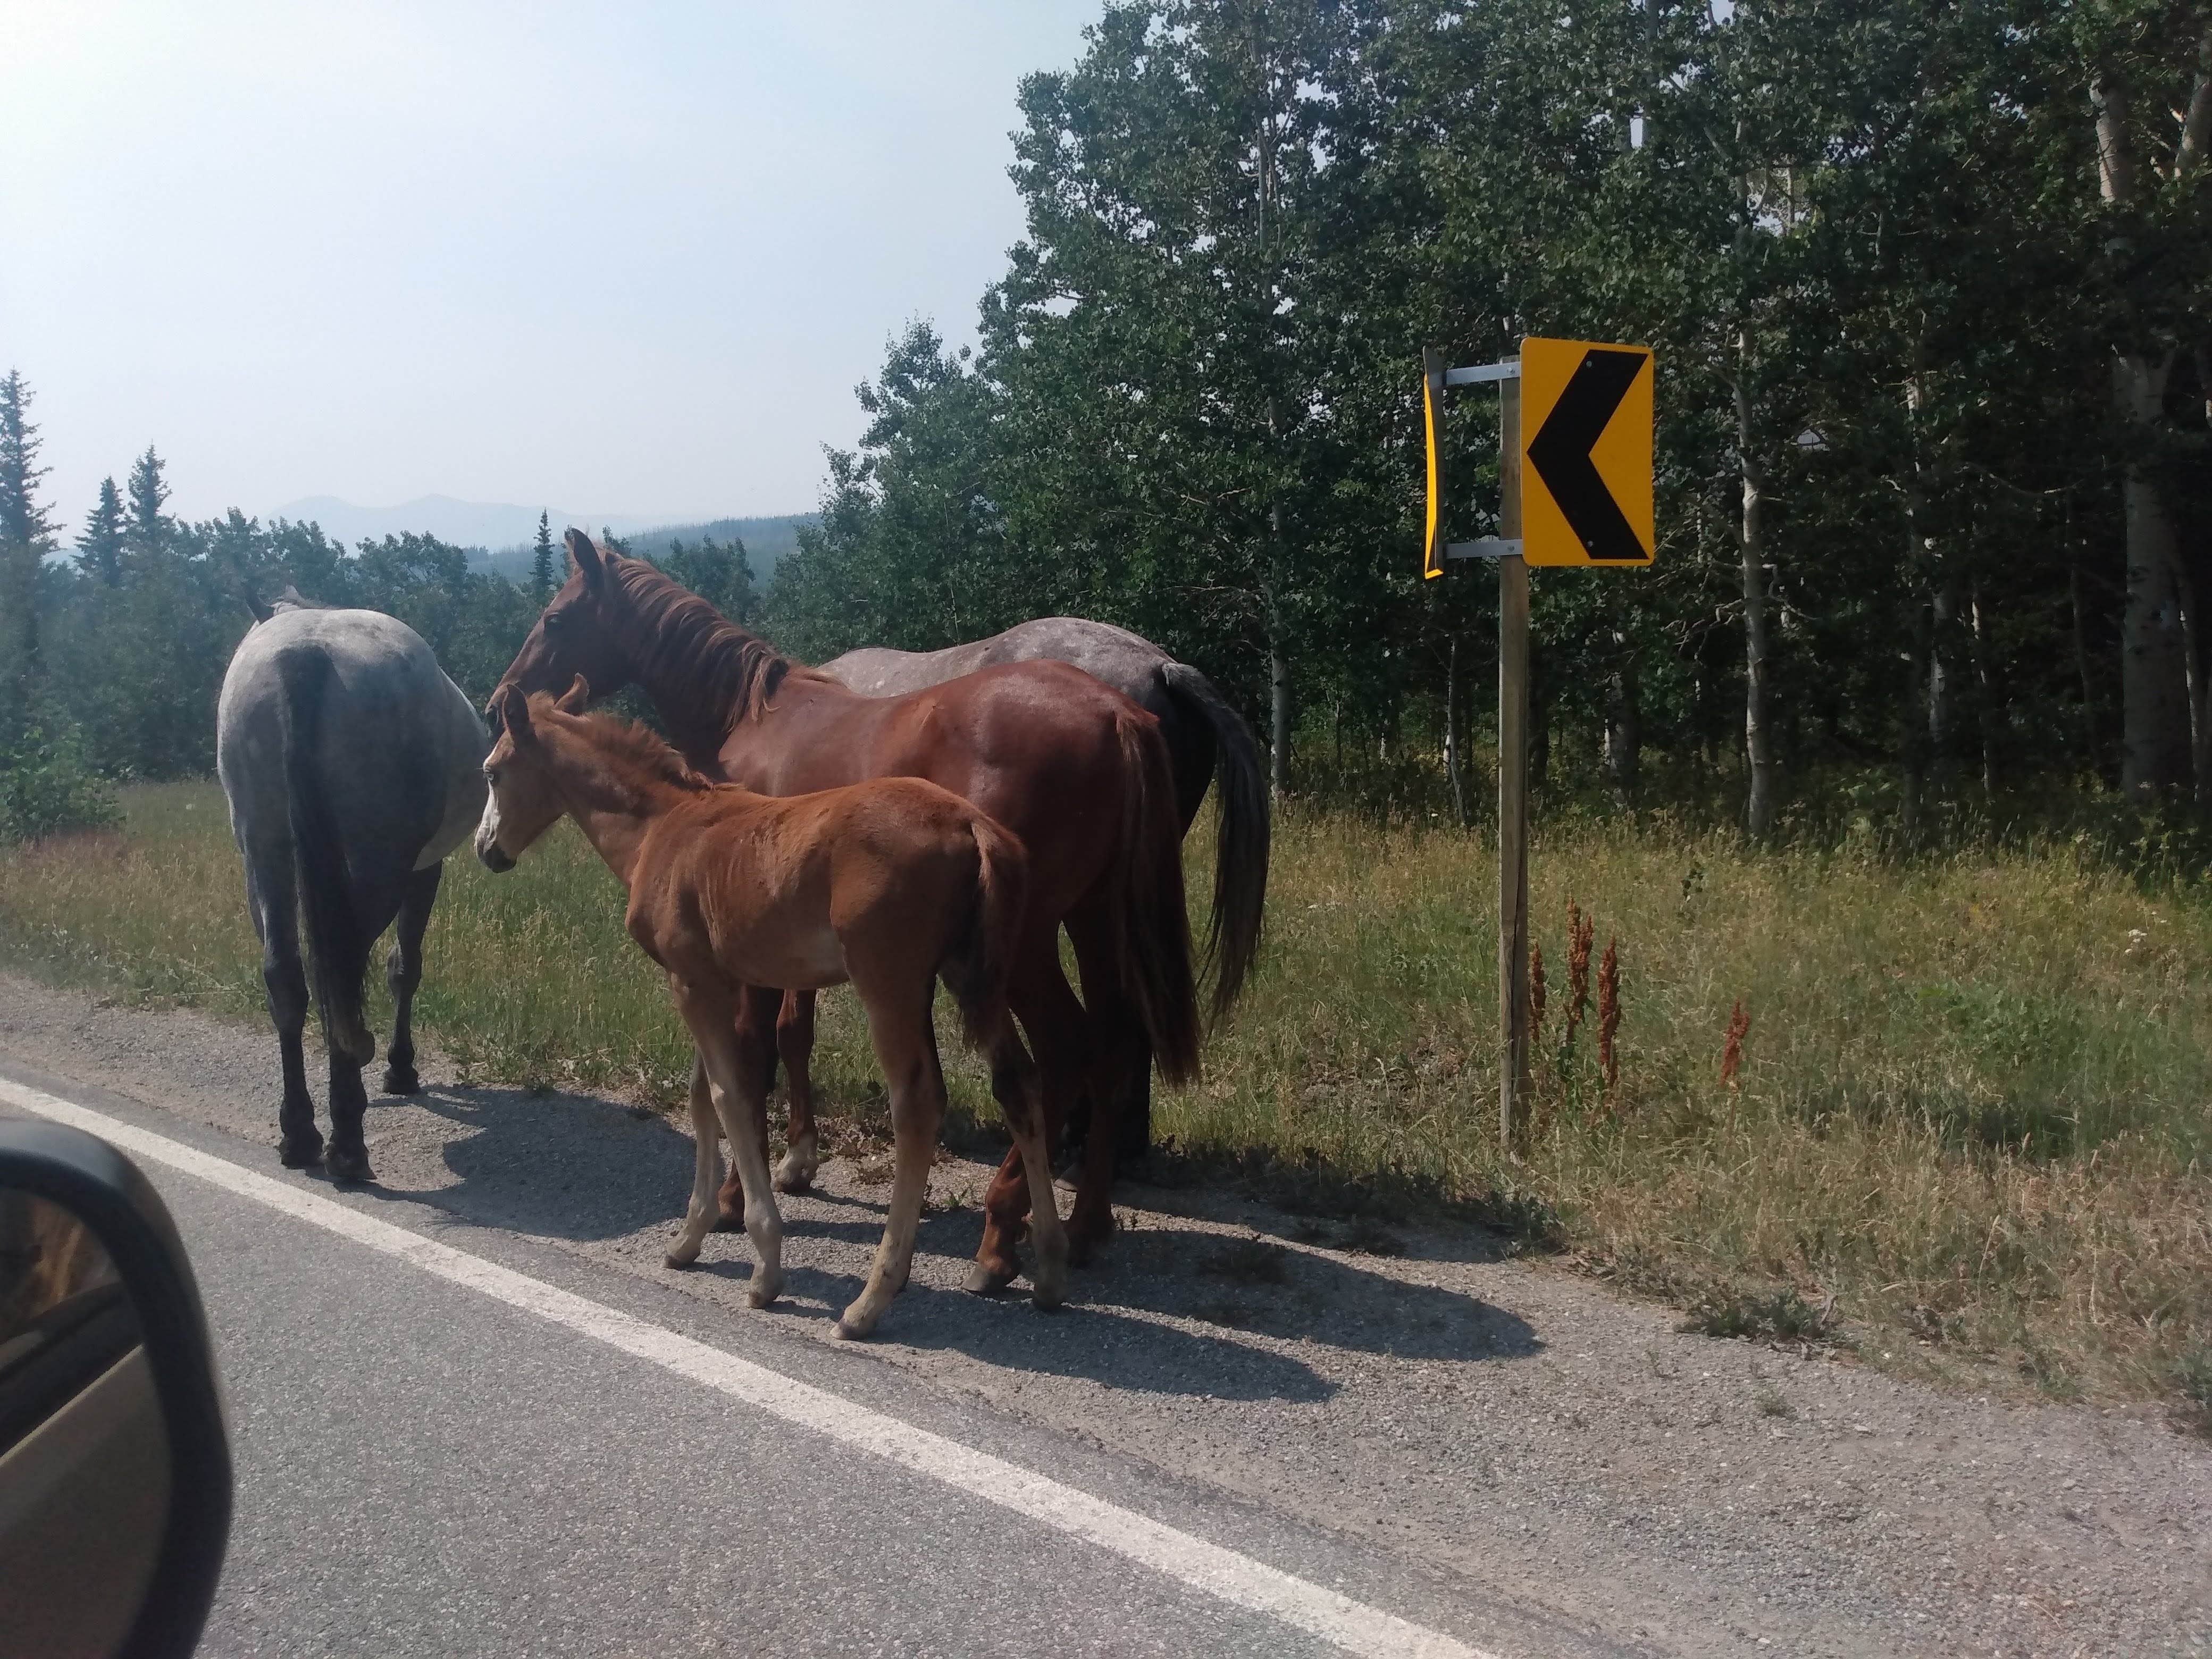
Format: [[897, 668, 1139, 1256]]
[[946, 811, 1029, 1047], [274, 647, 373, 1065], [1110, 707, 1203, 1086], [1159, 661, 1269, 1026]]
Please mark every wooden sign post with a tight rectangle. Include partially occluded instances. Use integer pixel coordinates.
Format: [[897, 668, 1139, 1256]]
[[1423, 337, 1654, 1148], [1495, 376, 1532, 1146]]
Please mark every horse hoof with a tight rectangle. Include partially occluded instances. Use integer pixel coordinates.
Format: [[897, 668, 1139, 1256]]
[[963, 1261, 1018, 1296], [832, 1320, 861, 1341], [772, 1168, 812, 1195], [380, 1067, 421, 1096], [326, 1148, 373, 1185], [278, 1135, 323, 1169], [713, 1210, 745, 1234], [1031, 1284, 1067, 1312], [663, 1251, 694, 1270]]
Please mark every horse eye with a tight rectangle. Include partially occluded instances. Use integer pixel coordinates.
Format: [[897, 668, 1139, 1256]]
[[483, 766, 498, 785], [542, 611, 566, 632]]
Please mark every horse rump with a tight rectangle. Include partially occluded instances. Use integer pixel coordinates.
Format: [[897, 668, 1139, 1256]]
[[274, 646, 374, 1066]]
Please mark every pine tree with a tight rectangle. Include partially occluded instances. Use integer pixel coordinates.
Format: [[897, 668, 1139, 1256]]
[[124, 446, 173, 572], [0, 371, 55, 551], [530, 509, 556, 605], [0, 369, 57, 732], [78, 478, 126, 588], [121, 445, 172, 579]]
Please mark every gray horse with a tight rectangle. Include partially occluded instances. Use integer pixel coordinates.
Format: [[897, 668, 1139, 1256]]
[[807, 618, 1269, 1162], [216, 590, 487, 1182]]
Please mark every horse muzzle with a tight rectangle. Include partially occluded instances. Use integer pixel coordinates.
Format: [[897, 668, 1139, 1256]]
[[475, 832, 515, 874]]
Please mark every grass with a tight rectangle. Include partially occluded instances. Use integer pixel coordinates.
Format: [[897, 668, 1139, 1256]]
[[3, 780, 2209, 1417], [1680, 1286, 1837, 1345]]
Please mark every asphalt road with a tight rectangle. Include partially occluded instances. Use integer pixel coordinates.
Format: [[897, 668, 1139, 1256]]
[[2, 1061, 1604, 1659]]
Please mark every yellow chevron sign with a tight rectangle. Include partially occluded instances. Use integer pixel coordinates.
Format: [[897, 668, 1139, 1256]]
[[1519, 337, 1654, 567]]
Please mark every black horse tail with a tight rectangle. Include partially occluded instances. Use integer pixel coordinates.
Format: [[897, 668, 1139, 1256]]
[[1159, 661, 1269, 1026], [274, 647, 373, 1065]]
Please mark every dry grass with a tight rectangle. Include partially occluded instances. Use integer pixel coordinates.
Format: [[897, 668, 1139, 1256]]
[[3, 781, 2208, 1413]]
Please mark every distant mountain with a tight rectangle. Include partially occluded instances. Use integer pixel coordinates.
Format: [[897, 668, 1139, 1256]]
[[271, 495, 693, 554], [473, 515, 816, 587]]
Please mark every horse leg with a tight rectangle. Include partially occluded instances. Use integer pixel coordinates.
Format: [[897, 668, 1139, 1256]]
[[1066, 910, 1150, 1263], [836, 981, 944, 1338], [664, 1052, 726, 1269], [967, 941, 1088, 1295], [1119, 1038, 1154, 1165], [323, 942, 379, 1184], [773, 989, 820, 1193], [678, 979, 783, 1306], [974, 1003, 1067, 1311], [248, 844, 321, 1168], [716, 985, 782, 1225], [321, 873, 395, 1184], [380, 863, 441, 1095]]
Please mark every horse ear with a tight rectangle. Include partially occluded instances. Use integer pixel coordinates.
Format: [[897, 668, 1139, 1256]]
[[245, 589, 273, 624], [494, 684, 538, 748], [566, 529, 605, 588], [557, 675, 591, 714]]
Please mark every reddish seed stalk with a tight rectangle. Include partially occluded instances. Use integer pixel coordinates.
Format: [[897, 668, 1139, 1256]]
[[1529, 940, 1548, 1038], [1597, 937, 1621, 1095], [1565, 902, 1593, 1046], [1720, 998, 1750, 1090]]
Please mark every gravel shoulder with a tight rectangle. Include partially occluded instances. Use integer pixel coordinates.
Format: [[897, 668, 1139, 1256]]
[[3, 968, 2206, 1658]]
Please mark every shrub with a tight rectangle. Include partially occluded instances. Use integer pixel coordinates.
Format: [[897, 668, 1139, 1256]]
[[0, 717, 122, 845]]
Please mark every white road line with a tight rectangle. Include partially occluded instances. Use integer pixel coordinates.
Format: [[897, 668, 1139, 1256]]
[[1, 1076, 1507, 1659]]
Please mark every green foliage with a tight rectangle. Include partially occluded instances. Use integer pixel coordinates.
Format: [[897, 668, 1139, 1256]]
[[0, 710, 121, 845], [654, 533, 758, 629], [769, 322, 1009, 660], [765, 0, 2212, 831]]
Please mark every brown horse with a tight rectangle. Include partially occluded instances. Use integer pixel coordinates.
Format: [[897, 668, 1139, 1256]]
[[495, 531, 1198, 1288], [475, 679, 1068, 1337], [809, 618, 1270, 1166]]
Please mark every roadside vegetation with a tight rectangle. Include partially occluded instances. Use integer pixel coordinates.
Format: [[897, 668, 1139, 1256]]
[[6, 780, 2207, 1423]]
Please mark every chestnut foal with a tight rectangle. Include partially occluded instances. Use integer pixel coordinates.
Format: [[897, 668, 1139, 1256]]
[[475, 678, 1066, 1337]]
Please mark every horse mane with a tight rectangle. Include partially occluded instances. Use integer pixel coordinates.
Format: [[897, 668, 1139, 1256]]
[[566, 709, 715, 795], [605, 553, 827, 724]]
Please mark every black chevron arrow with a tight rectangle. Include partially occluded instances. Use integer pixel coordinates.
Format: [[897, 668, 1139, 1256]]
[[1526, 348, 1648, 563]]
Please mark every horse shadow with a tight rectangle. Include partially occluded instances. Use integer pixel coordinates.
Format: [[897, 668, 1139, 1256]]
[[1078, 1222, 1543, 1364], [363, 1082, 700, 1243], [676, 1223, 1339, 1404], [351, 1082, 1538, 1401]]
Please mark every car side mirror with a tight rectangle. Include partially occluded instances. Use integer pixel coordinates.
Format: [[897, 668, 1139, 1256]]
[[0, 1119, 233, 1659]]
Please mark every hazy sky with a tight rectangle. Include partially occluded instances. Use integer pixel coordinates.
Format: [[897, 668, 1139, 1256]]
[[1, 2, 1101, 527]]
